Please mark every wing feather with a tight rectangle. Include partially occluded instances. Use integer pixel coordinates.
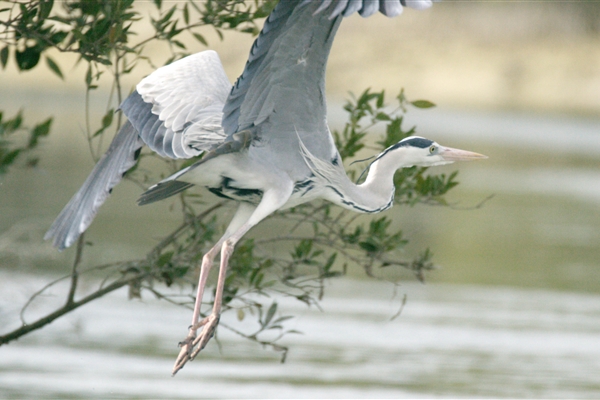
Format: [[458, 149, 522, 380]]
[[44, 121, 143, 250], [380, 0, 404, 17], [330, 0, 349, 18], [358, 0, 379, 17], [223, 0, 432, 138], [130, 50, 232, 159], [162, 129, 176, 159]]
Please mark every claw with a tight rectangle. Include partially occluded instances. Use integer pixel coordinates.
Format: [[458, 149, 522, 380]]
[[172, 330, 195, 375], [171, 314, 220, 375], [177, 334, 195, 348], [190, 314, 219, 360]]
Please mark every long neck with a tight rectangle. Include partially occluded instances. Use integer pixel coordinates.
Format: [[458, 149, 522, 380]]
[[325, 155, 397, 214]]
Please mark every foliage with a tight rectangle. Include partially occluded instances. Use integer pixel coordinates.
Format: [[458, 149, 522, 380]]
[[0, 110, 52, 174], [0, 1, 460, 361]]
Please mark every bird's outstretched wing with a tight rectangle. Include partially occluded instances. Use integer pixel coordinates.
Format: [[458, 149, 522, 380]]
[[222, 0, 432, 138], [45, 51, 231, 250]]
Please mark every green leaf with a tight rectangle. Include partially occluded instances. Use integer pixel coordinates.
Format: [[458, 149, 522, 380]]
[[192, 32, 208, 46], [171, 40, 186, 50], [92, 109, 114, 137], [2, 111, 23, 133], [157, 251, 174, 267], [45, 56, 63, 79], [38, 0, 54, 20], [273, 316, 294, 324], [101, 109, 114, 128], [359, 241, 378, 253], [374, 112, 391, 121], [264, 302, 277, 327], [85, 66, 93, 87], [49, 31, 68, 45], [410, 100, 436, 109], [376, 90, 385, 108], [15, 46, 41, 70], [29, 118, 52, 148], [159, 5, 177, 25], [0, 149, 21, 167], [0, 46, 8, 69], [323, 253, 337, 270], [183, 3, 189, 24]]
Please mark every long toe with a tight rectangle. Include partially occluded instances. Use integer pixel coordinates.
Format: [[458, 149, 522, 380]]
[[172, 330, 197, 375], [190, 314, 219, 360], [172, 345, 190, 375], [172, 315, 220, 375]]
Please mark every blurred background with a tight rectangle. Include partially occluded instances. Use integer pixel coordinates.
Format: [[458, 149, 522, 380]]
[[1, 1, 600, 398]]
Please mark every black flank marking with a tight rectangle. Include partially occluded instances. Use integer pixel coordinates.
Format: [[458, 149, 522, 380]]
[[208, 176, 263, 203], [208, 187, 234, 200], [233, 188, 263, 198]]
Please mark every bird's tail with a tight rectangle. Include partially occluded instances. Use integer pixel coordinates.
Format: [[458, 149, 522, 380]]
[[44, 121, 144, 250]]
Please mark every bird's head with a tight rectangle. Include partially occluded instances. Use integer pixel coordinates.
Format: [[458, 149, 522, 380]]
[[377, 136, 487, 168]]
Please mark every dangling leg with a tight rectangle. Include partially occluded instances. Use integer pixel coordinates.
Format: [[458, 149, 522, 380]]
[[172, 186, 292, 375], [173, 202, 255, 374], [187, 220, 254, 360]]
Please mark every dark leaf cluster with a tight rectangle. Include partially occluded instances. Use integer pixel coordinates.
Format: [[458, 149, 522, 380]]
[[0, 111, 52, 174]]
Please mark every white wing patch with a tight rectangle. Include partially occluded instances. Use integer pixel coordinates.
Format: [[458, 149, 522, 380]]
[[134, 50, 232, 159]]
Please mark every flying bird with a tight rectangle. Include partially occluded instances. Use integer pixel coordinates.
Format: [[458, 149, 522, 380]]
[[45, 0, 487, 374]]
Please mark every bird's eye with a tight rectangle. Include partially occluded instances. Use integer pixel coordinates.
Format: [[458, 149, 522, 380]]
[[429, 146, 436, 154]]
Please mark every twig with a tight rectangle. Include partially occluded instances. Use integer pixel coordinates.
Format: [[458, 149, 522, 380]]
[[390, 294, 407, 321], [66, 234, 85, 306], [1, 273, 146, 346]]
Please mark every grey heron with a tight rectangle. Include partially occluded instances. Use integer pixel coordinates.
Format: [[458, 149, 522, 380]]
[[45, 0, 487, 374]]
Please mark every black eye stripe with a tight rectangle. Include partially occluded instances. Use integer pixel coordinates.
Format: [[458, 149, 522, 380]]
[[401, 138, 434, 149], [385, 138, 434, 153], [373, 137, 435, 163]]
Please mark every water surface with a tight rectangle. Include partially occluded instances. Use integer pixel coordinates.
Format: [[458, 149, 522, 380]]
[[2, 274, 599, 399]]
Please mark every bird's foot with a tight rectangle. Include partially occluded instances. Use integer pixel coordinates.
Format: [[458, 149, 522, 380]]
[[172, 314, 220, 375]]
